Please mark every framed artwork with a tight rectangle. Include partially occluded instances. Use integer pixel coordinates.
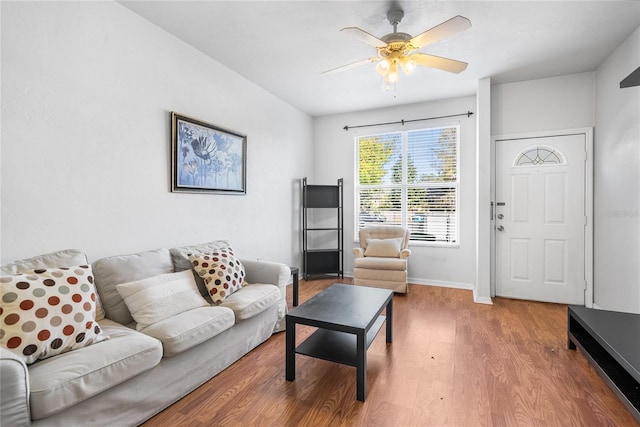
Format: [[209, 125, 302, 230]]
[[171, 112, 247, 194]]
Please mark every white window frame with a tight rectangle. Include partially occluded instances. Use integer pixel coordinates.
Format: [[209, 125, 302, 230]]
[[354, 125, 460, 247]]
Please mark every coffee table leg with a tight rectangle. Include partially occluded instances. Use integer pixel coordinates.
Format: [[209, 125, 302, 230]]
[[386, 297, 393, 343], [356, 331, 366, 401], [286, 317, 295, 381]]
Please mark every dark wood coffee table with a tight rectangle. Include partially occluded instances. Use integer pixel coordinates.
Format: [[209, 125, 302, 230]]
[[285, 283, 393, 401]]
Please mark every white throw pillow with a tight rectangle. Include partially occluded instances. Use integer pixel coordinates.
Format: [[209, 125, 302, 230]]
[[116, 270, 208, 331], [364, 237, 403, 257]]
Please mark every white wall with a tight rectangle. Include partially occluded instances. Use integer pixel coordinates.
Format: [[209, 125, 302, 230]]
[[313, 96, 477, 288], [491, 72, 595, 136], [0, 1, 313, 265], [594, 27, 640, 313]]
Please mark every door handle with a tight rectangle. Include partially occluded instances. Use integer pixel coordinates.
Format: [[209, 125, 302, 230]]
[[497, 226, 505, 232]]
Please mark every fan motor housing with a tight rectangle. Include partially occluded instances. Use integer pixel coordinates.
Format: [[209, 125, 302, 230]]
[[381, 32, 412, 44]]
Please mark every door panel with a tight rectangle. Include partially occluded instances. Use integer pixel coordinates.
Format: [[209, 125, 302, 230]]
[[544, 239, 566, 283], [495, 134, 586, 304], [545, 174, 566, 223], [510, 239, 530, 280], [511, 175, 530, 223]]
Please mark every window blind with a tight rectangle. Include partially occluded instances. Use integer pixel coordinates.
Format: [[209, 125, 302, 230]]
[[355, 125, 459, 245]]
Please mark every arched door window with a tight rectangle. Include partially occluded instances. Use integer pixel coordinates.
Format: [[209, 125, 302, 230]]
[[514, 146, 566, 167]]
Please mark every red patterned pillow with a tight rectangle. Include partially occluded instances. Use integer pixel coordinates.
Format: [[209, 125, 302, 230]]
[[189, 248, 246, 304], [0, 265, 109, 364]]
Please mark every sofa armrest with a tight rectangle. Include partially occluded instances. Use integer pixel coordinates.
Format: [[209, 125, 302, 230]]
[[241, 259, 290, 287], [241, 260, 290, 333], [400, 248, 411, 259], [353, 247, 364, 258], [0, 347, 31, 427]]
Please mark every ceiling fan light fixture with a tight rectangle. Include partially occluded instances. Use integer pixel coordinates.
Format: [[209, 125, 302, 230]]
[[386, 62, 399, 83], [400, 56, 417, 75], [375, 59, 390, 75]]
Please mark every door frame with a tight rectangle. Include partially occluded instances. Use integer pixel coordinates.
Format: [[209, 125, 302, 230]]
[[490, 128, 594, 307]]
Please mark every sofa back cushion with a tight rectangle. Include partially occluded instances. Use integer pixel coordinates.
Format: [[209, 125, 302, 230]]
[[0, 249, 88, 275], [0, 249, 105, 321], [92, 248, 173, 325]]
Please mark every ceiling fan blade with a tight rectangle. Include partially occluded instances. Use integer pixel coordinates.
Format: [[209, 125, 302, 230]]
[[409, 15, 471, 48], [411, 52, 468, 73], [322, 57, 379, 75], [341, 27, 387, 48]]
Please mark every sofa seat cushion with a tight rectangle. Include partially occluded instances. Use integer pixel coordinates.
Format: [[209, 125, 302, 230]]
[[28, 319, 162, 420], [354, 257, 407, 270], [220, 283, 280, 321], [141, 306, 235, 357]]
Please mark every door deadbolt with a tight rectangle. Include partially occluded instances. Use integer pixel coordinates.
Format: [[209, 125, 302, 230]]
[[497, 226, 505, 232], [497, 214, 504, 219]]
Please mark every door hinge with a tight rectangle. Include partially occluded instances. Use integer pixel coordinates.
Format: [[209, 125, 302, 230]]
[[584, 280, 588, 290], [584, 216, 588, 226]]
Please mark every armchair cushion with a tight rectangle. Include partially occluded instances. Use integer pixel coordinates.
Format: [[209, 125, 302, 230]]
[[354, 257, 407, 270], [364, 238, 403, 257]]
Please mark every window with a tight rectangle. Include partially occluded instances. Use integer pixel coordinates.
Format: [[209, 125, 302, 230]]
[[514, 146, 565, 166], [355, 125, 459, 245]]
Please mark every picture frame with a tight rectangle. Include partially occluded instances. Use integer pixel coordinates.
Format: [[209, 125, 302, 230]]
[[171, 112, 247, 194]]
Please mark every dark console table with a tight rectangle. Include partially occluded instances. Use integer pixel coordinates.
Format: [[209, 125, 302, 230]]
[[567, 305, 640, 422]]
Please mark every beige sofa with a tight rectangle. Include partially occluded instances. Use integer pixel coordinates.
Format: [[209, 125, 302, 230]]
[[0, 241, 290, 426]]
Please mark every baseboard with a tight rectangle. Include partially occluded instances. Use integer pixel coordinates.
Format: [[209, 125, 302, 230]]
[[339, 272, 491, 304], [407, 277, 473, 290], [343, 271, 473, 291], [473, 288, 494, 305]]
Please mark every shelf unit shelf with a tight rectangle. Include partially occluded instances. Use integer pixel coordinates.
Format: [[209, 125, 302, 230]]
[[302, 177, 343, 279]]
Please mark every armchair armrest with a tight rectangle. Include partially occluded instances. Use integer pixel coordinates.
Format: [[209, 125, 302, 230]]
[[0, 347, 31, 427], [353, 247, 364, 258], [400, 248, 411, 259]]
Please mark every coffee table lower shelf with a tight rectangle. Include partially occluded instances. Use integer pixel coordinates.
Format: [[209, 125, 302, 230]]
[[295, 315, 386, 366]]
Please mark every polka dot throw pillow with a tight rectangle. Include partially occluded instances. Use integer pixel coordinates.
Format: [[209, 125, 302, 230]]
[[189, 248, 246, 304], [0, 265, 109, 364]]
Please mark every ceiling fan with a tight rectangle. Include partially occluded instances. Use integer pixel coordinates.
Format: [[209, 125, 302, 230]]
[[323, 7, 471, 85]]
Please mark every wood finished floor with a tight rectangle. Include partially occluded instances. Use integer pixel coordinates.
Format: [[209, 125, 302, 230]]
[[142, 279, 639, 427]]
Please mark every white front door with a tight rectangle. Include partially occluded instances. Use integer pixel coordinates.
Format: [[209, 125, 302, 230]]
[[495, 134, 586, 304]]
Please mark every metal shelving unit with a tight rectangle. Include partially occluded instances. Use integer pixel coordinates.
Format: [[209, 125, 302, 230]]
[[302, 177, 343, 279]]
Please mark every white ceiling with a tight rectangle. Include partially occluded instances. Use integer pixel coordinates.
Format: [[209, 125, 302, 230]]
[[119, 1, 640, 117]]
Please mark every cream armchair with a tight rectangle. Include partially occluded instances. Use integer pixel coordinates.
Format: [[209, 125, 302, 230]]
[[352, 225, 411, 294]]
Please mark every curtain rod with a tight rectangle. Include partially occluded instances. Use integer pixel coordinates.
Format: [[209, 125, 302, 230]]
[[343, 111, 474, 131]]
